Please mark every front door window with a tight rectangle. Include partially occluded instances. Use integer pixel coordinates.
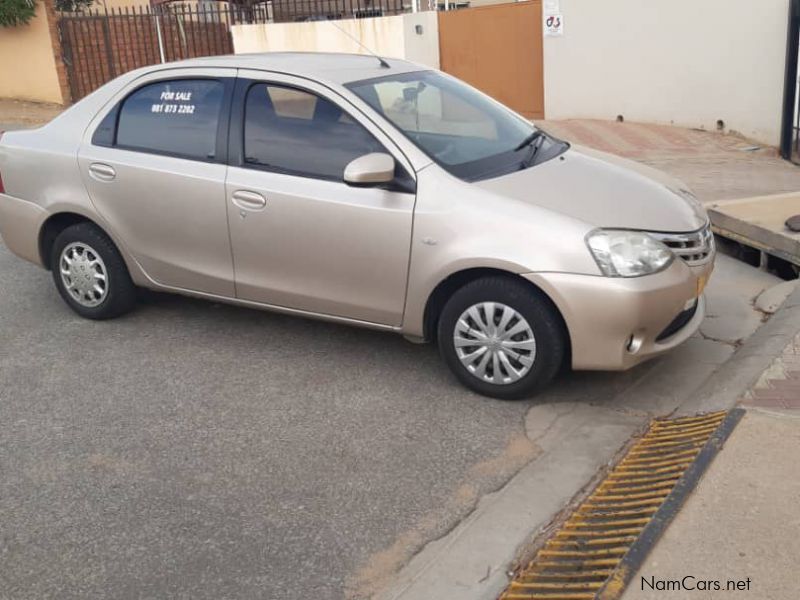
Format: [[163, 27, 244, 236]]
[[243, 83, 385, 181]]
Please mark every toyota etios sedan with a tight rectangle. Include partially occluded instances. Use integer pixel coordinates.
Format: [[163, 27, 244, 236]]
[[0, 53, 714, 399]]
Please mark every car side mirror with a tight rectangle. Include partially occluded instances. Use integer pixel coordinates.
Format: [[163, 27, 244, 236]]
[[343, 152, 395, 186]]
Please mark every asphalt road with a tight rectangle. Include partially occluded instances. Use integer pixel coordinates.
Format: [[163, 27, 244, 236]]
[[0, 117, 790, 600], [0, 238, 782, 600]]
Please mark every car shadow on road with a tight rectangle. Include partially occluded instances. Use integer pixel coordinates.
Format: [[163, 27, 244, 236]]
[[134, 287, 650, 409]]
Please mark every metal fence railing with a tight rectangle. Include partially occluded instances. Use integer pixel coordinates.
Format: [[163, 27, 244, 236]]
[[59, 4, 272, 100], [269, 0, 408, 23]]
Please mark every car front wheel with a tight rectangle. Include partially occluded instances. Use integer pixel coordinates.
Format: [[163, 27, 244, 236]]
[[437, 276, 567, 400], [51, 222, 137, 320]]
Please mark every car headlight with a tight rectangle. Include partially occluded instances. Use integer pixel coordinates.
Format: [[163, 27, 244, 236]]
[[586, 229, 674, 277]]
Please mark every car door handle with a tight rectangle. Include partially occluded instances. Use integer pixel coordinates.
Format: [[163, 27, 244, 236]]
[[231, 190, 267, 211], [88, 162, 116, 182]]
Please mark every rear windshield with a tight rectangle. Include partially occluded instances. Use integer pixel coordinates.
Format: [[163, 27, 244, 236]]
[[346, 70, 567, 181]]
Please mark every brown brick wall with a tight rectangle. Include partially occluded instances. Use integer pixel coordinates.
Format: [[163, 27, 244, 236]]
[[42, 0, 71, 104]]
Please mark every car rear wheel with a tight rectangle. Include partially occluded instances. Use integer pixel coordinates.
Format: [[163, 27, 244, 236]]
[[437, 276, 566, 400], [51, 222, 136, 320]]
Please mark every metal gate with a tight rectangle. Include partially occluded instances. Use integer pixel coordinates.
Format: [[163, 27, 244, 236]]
[[58, 5, 269, 101], [438, 1, 544, 119]]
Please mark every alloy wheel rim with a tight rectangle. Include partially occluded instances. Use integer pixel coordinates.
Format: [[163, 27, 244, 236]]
[[454, 302, 537, 385], [59, 242, 108, 308]]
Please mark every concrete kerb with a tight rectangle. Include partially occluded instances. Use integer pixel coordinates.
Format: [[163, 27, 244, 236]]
[[675, 281, 800, 416]]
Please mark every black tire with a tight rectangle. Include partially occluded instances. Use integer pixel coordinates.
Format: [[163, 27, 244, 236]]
[[50, 222, 137, 320], [437, 276, 566, 400]]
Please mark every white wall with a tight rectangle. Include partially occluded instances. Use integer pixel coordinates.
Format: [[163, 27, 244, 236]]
[[402, 12, 440, 68], [231, 11, 439, 68], [232, 2, 790, 145], [543, 0, 791, 146]]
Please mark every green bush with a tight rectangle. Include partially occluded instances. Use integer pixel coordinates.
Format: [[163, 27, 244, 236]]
[[57, 0, 93, 11], [0, 0, 37, 27]]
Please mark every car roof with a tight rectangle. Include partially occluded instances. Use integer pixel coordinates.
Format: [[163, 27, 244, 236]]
[[164, 52, 428, 85]]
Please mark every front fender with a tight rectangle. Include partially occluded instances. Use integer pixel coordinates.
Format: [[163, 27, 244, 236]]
[[401, 166, 598, 337]]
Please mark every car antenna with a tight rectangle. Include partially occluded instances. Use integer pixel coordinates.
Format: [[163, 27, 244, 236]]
[[327, 20, 391, 68]]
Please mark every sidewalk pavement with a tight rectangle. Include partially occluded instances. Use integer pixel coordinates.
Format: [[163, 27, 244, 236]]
[[620, 332, 800, 600], [540, 119, 800, 203]]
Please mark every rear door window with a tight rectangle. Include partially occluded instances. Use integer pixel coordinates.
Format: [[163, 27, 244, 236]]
[[116, 79, 225, 161]]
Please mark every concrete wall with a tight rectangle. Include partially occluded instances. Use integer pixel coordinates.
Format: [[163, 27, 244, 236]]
[[543, 0, 791, 146], [0, 2, 65, 104], [231, 11, 440, 68], [95, 0, 150, 9]]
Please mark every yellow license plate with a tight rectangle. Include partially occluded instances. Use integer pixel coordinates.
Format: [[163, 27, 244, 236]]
[[696, 274, 708, 296]]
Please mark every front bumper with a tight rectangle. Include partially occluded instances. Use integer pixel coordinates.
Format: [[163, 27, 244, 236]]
[[524, 257, 714, 371]]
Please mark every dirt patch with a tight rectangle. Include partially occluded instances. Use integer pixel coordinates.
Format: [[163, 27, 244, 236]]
[[0, 98, 64, 128]]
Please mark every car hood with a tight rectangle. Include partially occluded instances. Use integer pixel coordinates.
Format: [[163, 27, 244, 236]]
[[475, 144, 707, 233]]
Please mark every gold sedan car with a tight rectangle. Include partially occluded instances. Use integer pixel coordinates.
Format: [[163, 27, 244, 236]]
[[0, 53, 714, 398]]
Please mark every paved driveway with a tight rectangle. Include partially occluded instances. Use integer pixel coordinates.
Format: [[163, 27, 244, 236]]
[[540, 119, 800, 202]]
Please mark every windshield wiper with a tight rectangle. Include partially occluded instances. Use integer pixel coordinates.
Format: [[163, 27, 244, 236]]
[[513, 129, 545, 152]]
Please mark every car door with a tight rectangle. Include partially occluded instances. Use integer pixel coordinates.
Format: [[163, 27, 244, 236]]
[[224, 72, 417, 326], [78, 68, 236, 297]]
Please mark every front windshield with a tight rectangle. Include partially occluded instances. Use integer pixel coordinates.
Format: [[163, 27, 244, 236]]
[[346, 70, 568, 181]]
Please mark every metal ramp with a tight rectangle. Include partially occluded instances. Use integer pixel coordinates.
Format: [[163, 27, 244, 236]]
[[705, 192, 800, 274]]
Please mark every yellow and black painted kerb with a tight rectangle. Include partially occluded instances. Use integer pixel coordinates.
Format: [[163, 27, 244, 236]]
[[500, 408, 745, 600]]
